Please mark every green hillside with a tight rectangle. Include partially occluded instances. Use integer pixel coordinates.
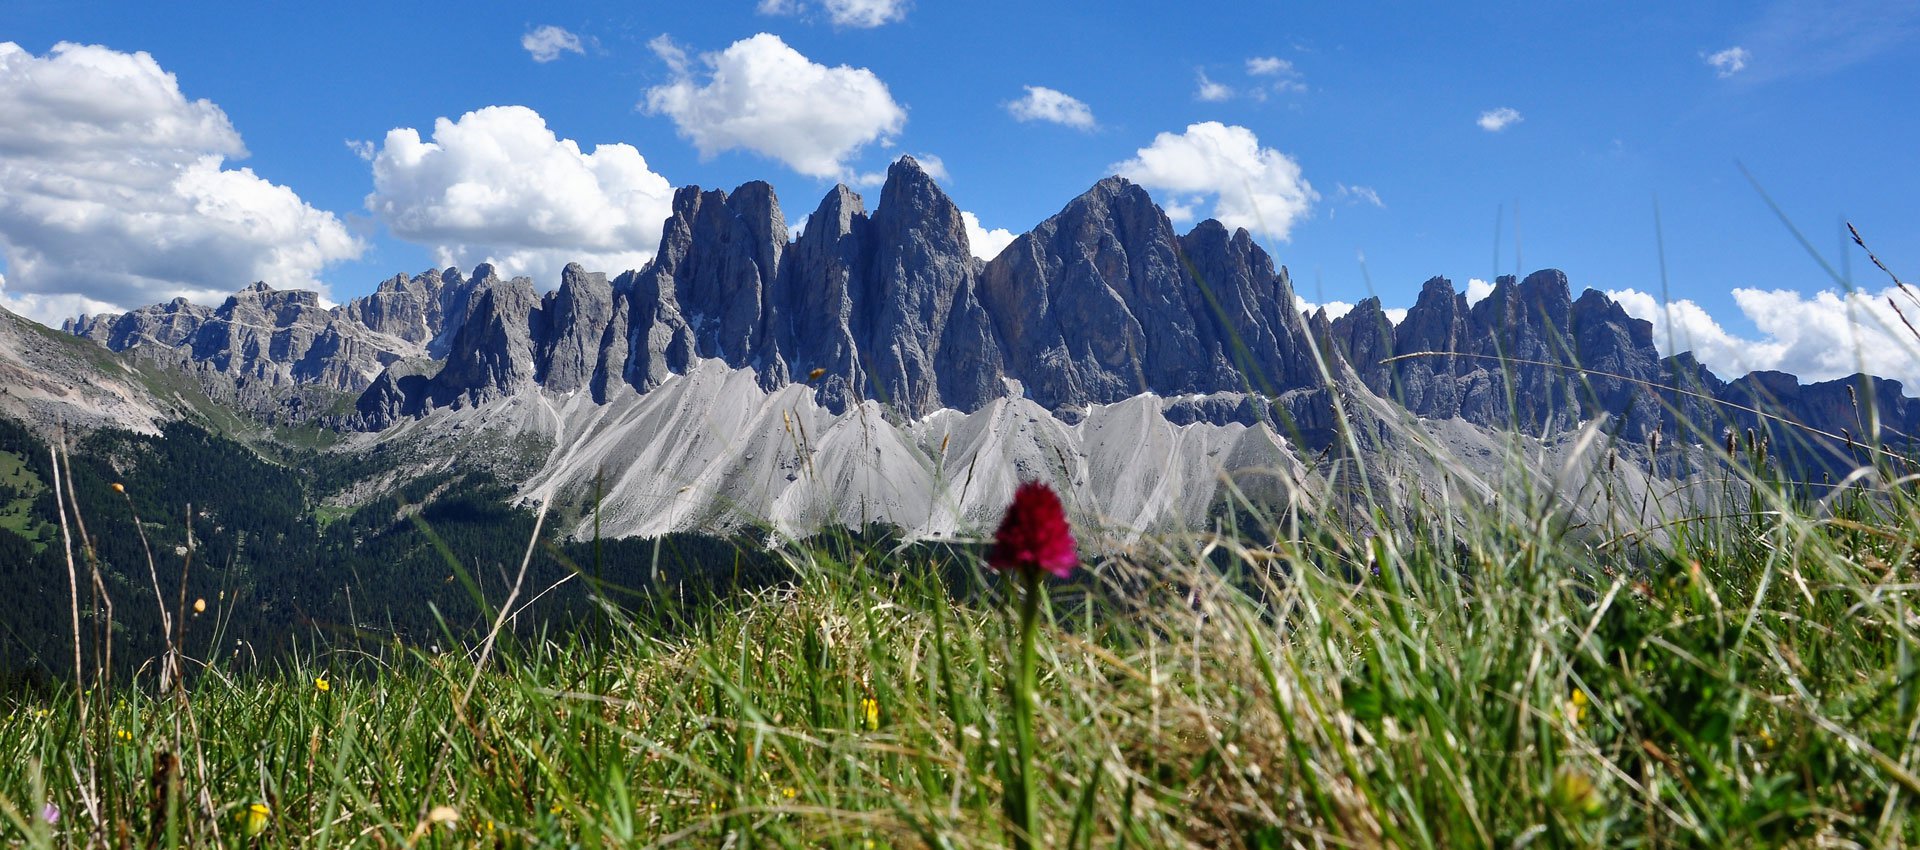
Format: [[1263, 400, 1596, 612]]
[[0, 378, 1917, 847], [0, 448, 49, 549]]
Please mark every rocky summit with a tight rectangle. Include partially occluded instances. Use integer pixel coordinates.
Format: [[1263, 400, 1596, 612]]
[[345, 155, 1339, 430], [47, 155, 1920, 532]]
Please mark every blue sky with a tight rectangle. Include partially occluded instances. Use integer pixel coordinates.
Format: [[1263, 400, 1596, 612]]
[[3, 1, 1919, 384]]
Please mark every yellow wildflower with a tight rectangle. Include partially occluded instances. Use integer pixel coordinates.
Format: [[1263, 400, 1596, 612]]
[[114, 729, 132, 743], [237, 803, 271, 836], [781, 787, 797, 800], [1566, 688, 1589, 725], [315, 677, 330, 693], [193, 598, 206, 614], [1550, 765, 1604, 817], [861, 697, 880, 731]]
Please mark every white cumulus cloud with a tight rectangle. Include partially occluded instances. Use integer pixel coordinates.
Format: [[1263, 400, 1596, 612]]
[[1194, 70, 1233, 102], [1705, 46, 1750, 78], [1477, 106, 1523, 132], [1296, 296, 1355, 320], [1608, 286, 1920, 387], [1006, 86, 1096, 131], [522, 25, 584, 63], [909, 153, 948, 182], [644, 33, 906, 181], [961, 211, 1015, 261], [1295, 296, 1406, 325], [1112, 122, 1319, 241], [0, 41, 362, 324], [364, 105, 675, 285], [1465, 277, 1496, 305]]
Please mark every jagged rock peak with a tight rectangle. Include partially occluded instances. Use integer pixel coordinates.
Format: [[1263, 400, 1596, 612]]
[[640, 180, 788, 377], [865, 153, 1007, 417], [775, 182, 871, 412], [428, 273, 543, 408], [539, 263, 614, 394], [1417, 275, 1458, 302]]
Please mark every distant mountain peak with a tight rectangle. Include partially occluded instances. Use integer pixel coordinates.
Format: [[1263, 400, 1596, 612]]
[[48, 164, 1919, 482]]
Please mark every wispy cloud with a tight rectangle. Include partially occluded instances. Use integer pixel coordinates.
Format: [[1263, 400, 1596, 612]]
[[1245, 56, 1287, 76], [757, 0, 909, 28], [1194, 70, 1232, 102], [1244, 56, 1307, 95], [1335, 183, 1384, 208], [1731, 0, 1919, 82], [1477, 107, 1523, 132], [521, 25, 584, 63], [1704, 45, 1750, 77]]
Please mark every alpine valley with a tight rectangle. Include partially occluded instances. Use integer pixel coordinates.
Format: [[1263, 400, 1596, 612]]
[[2, 155, 1912, 678]]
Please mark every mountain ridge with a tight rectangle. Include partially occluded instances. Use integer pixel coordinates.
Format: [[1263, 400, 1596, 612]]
[[40, 155, 1919, 524]]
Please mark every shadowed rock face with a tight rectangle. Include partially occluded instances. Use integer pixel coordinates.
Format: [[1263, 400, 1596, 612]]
[[1327, 271, 1661, 439], [982, 176, 1200, 412], [640, 183, 786, 376], [537, 264, 614, 395], [1325, 297, 1395, 391], [1315, 272, 1920, 479], [70, 157, 1334, 430], [427, 266, 543, 409], [62, 155, 1919, 470], [862, 156, 1007, 417], [978, 176, 1325, 419], [777, 185, 868, 412]]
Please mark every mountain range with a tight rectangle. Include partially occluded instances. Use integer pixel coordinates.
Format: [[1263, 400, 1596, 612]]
[[32, 155, 1920, 539]]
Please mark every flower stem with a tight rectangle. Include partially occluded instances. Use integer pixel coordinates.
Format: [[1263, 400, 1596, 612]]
[[1009, 567, 1042, 850]]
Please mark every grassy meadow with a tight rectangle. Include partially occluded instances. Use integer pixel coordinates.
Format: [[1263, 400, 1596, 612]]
[[3, 413, 1920, 850]]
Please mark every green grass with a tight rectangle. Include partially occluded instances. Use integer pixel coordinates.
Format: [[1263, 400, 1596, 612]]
[[273, 423, 346, 453], [4, 438, 1920, 849], [0, 449, 50, 548], [312, 504, 352, 531]]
